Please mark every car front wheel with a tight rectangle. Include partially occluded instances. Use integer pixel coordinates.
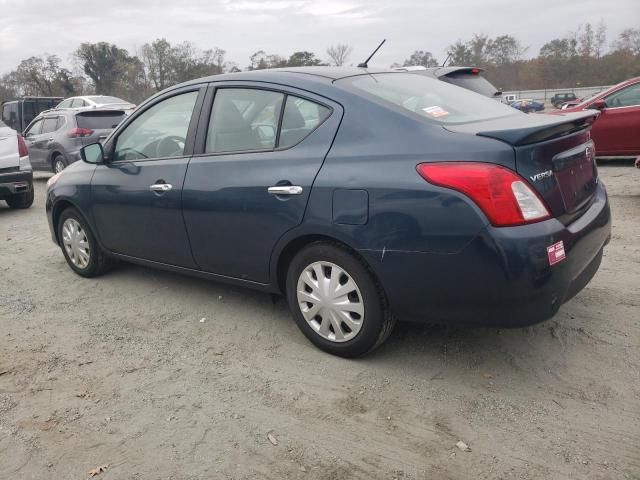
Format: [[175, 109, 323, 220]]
[[286, 242, 395, 357], [53, 155, 67, 174], [57, 208, 112, 277]]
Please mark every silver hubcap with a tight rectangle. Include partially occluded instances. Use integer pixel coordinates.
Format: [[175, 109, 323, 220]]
[[62, 218, 90, 269], [55, 160, 65, 173], [296, 261, 364, 343]]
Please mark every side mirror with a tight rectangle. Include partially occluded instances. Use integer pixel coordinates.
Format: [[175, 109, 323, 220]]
[[81, 143, 104, 164], [589, 99, 606, 110]]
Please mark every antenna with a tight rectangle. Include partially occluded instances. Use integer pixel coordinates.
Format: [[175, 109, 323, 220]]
[[441, 54, 451, 67], [357, 39, 386, 68]]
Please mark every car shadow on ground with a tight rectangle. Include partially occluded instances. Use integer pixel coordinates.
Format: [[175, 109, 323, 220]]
[[105, 260, 553, 369]]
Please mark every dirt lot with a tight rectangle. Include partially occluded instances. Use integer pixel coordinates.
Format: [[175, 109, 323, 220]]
[[1, 164, 639, 480]]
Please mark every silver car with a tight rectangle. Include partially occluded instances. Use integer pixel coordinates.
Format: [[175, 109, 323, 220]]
[[23, 109, 126, 173], [0, 121, 33, 208]]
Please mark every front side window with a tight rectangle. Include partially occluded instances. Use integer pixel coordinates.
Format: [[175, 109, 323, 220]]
[[58, 99, 73, 109], [206, 89, 283, 153], [279, 96, 331, 148], [24, 119, 43, 136], [605, 84, 640, 108], [114, 91, 198, 161], [41, 117, 59, 134], [339, 73, 520, 125]]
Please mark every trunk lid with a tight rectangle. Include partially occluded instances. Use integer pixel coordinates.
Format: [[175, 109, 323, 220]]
[[0, 125, 20, 170], [446, 111, 599, 225]]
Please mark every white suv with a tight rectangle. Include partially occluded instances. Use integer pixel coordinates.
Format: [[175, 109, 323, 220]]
[[56, 96, 135, 112]]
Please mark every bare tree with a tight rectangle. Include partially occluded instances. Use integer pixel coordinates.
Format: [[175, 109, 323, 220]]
[[326, 44, 353, 66], [594, 21, 607, 58]]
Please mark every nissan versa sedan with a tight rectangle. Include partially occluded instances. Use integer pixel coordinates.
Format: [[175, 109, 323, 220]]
[[45, 67, 611, 357]]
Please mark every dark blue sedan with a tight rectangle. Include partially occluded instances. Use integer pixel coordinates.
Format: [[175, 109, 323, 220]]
[[511, 98, 545, 113], [46, 67, 611, 357]]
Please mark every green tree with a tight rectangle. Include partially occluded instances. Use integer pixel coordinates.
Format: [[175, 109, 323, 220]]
[[402, 50, 438, 67], [75, 42, 134, 94]]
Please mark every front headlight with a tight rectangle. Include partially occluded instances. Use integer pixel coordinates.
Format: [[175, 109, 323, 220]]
[[47, 172, 61, 189], [19, 155, 32, 171]]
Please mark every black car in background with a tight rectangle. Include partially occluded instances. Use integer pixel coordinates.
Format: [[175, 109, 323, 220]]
[[550, 92, 578, 108], [24, 108, 126, 173], [1, 97, 63, 133], [395, 66, 502, 98]]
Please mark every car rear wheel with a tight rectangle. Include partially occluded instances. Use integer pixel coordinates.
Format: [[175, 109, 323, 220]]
[[6, 188, 34, 209], [286, 242, 395, 357], [53, 155, 67, 174], [57, 208, 112, 277]]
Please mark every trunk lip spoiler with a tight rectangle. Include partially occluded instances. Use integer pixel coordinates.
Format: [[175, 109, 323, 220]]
[[444, 110, 599, 146]]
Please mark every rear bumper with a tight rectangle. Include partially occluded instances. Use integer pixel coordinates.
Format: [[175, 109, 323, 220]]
[[361, 182, 611, 327], [0, 170, 33, 199]]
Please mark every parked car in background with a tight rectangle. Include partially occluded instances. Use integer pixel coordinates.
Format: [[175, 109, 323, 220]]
[[56, 96, 135, 112], [0, 121, 33, 209], [24, 108, 126, 173], [394, 66, 502, 99], [557, 77, 640, 157], [46, 67, 610, 357], [550, 92, 577, 108], [1, 97, 63, 133], [511, 99, 545, 113], [502, 93, 519, 104]]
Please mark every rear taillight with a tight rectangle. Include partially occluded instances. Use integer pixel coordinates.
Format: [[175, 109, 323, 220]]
[[416, 162, 551, 227], [17, 135, 28, 157], [67, 128, 94, 138]]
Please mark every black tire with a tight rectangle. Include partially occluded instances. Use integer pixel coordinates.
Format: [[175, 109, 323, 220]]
[[286, 242, 396, 358], [6, 187, 34, 209], [57, 207, 112, 277], [53, 155, 67, 174]]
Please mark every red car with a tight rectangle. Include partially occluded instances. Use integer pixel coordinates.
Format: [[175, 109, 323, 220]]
[[558, 77, 640, 157]]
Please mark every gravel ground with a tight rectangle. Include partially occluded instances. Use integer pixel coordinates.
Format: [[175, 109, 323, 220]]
[[0, 164, 639, 480]]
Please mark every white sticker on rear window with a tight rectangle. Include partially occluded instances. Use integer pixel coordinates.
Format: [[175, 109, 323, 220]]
[[422, 106, 449, 118]]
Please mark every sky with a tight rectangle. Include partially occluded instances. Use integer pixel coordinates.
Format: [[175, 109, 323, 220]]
[[0, 0, 638, 74]]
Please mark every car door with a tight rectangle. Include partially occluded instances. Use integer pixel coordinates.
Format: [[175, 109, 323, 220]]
[[23, 118, 46, 167], [590, 83, 640, 155], [182, 83, 342, 283], [90, 86, 205, 267]]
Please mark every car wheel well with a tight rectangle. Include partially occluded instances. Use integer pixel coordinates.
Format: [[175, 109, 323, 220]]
[[52, 200, 75, 243], [50, 152, 64, 166], [276, 235, 386, 304]]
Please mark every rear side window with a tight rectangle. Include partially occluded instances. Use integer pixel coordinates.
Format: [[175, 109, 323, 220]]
[[340, 73, 520, 125], [206, 89, 283, 153], [279, 96, 331, 148], [23, 102, 36, 125], [76, 112, 125, 130], [41, 117, 59, 134]]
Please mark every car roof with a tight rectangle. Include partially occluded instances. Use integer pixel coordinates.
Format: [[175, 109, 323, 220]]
[[176, 66, 397, 87]]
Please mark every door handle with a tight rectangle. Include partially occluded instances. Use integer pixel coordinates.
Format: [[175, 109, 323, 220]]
[[149, 183, 173, 192], [48, 138, 54, 142], [268, 185, 303, 195]]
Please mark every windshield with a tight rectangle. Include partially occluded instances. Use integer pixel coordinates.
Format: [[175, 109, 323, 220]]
[[339, 73, 520, 125], [88, 96, 128, 105], [440, 73, 501, 97]]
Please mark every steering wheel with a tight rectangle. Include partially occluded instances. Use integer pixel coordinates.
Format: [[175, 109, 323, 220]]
[[155, 135, 185, 158]]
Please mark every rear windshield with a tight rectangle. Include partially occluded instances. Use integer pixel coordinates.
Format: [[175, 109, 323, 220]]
[[76, 111, 125, 130], [87, 96, 127, 105], [440, 73, 501, 98], [339, 73, 520, 125]]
